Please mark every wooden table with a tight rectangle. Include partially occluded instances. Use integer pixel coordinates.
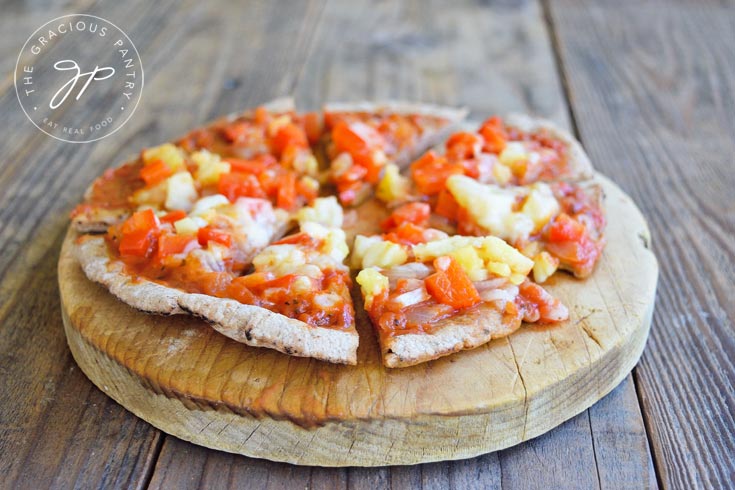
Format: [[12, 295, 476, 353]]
[[1, 0, 732, 488]]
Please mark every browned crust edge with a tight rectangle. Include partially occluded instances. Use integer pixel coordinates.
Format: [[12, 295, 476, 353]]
[[505, 113, 594, 181], [382, 305, 520, 368], [73, 236, 358, 365], [323, 100, 469, 166]]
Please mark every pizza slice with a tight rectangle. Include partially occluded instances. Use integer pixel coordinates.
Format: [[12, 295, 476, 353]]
[[320, 102, 467, 205], [71, 97, 319, 233], [353, 235, 568, 367], [75, 197, 358, 364], [436, 175, 605, 280]]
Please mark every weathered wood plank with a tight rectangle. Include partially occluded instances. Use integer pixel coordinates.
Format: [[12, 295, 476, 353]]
[[549, 0, 735, 487]]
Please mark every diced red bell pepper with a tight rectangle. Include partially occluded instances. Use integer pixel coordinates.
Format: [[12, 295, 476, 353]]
[[227, 154, 277, 174], [424, 256, 481, 309], [332, 121, 383, 155], [547, 213, 585, 242], [410, 151, 464, 196], [478, 116, 507, 153], [139, 159, 172, 186], [121, 209, 159, 235], [218, 172, 266, 201], [271, 124, 308, 158], [445, 131, 482, 160], [160, 210, 187, 224], [221, 121, 251, 143], [119, 228, 157, 257], [383, 222, 429, 245], [197, 226, 232, 247], [381, 202, 431, 230], [276, 171, 297, 210], [303, 112, 323, 144], [157, 233, 197, 257], [434, 188, 459, 221]]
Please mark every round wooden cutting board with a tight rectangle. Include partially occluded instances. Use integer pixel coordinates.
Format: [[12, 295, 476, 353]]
[[59, 173, 657, 467]]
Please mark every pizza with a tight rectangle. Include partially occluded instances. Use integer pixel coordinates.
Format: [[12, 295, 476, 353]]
[[69, 98, 605, 367]]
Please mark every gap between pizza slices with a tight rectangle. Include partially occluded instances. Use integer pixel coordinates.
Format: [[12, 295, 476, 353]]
[[70, 97, 606, 367]]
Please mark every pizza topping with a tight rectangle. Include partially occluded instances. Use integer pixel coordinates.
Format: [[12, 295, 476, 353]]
[[356, 268, 389, 309], [445, 175, 559, 243], [424, 256, 481, 309], [376, 163, 410, 204], [351, 235, 408, 269], [165, 172, 198, 211]]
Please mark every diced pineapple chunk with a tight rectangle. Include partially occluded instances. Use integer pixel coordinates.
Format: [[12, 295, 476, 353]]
[[191, 194, 229, 216], [292, 152, 319, 177], [356, 268, 389, 308], [376, 163, 410, 203], [302, 222, 349, 263], [448, 246, 487, 281], [446, 175, 542, 243], [267, 114, 292, 137], [414, 235, 534, 280], [165, 172, 198, 212], [192, 150, 230, 186], [492, 161, 512, 185], [486, 261, 511, 278], [253, 244, 307, 276], [533, 251, 559, 283], [498, 142, 528, 172], [522, 183, 560, 231], [131, 181, 167, 207], [174, 217, 200, 235], [296, 196, 343, 227], [351, 235, 408, 269], [142, 143, 185, 171], [478, 236, 534, 276]]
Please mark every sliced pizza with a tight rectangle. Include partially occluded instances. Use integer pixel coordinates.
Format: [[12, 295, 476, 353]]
[[321, 102, 467, 205], [354, 235, 568, 367], [75, 197, 358, 364]]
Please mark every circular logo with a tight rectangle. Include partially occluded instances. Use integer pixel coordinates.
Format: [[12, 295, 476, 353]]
[[14, 14, 144, 143]]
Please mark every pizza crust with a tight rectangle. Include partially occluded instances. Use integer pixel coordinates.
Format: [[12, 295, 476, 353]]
[[74, 236, 358, 365], [382, 304, 520, 368], [323, 100, 468, 166], [505, 113, 594, 181]]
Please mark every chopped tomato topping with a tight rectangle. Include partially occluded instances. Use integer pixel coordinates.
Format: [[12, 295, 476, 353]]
[[434, 188, 459, 220], [424, 256, 481, 309], [119, 228, 157, 257], [276, 171, 297, 210], [383, 222, 430, 245], [381, 202, 430, 230], [547, 213, 585, 242], [227, 154, 276, 174], [445, 131, 482, 160], [222, 121, 251, 143], [303, 112, 323, 144], [332, 121, 383, 155], [160, 210, 187, 223], [139, 160, 172, 186], [411, 151, 463, 195], [478, 116, 507, 153], [218, 172, 266, 201], [271, 124, 308, 158], [158, 233, 197, 257], [296, 177, 319, 202], [197, 226, 232, 247], [272, 232, 317, 247], [253, 106, 269, 125], [121, 209, 159, 235]]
